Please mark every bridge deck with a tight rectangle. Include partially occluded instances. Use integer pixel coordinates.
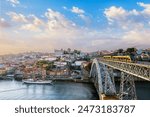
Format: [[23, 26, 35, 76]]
[[99, 59, 150, 81]]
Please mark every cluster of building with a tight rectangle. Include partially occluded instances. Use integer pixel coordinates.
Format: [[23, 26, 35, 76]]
[[0, 52, 40, 80], [0, 49, 90, 80], [38, 49, 89, 79], [0, 48, 149, 80], [136, 49, 150, 61]]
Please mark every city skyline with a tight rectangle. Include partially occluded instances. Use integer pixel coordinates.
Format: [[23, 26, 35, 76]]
[[0, 0, 150, 55]]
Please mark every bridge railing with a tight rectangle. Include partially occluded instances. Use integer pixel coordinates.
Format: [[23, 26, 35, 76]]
[[99, 59, 150, 81]]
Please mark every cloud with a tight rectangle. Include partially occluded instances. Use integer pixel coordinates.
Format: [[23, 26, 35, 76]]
[[3, 8, 101, 53], [45, 9, 76, 30], [7, 9, 77, 32], [104, 3, 150, 30], [20, 15, 44, 32], [104, 6, 127, 22], [90, 29, 150, 50], [29, 15, 44, 26], [137, 2, 150, 15], [7, 0, 20, 7], [20, 24, 41, 32], [121, 30, 150, 49], [7, 12, 44, 32], [63, 6, 67, 10], [103, 3, 150, 49], [71, 6, 85, 14], [71, 6, 90, 23], [0, 18, 11, 28], [7, 12, 27, 23], [105, 3, 150, 21], [1, 4, 150, 55], [129, 9, 139, 16]]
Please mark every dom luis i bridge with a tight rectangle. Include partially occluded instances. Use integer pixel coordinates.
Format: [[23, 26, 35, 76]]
[[89, 58, 150, 100]]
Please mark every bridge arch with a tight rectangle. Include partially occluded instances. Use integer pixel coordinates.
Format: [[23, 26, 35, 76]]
[[90, 58, 103, 94], [90, 59, 116, 99]]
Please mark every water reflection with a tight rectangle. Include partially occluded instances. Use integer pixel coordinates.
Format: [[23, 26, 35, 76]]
[[0, 80, 149, 100], [0, 80, 99, 100]]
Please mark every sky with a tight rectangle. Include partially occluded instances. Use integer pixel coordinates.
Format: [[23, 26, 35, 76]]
[[0, 0, 150, 55]]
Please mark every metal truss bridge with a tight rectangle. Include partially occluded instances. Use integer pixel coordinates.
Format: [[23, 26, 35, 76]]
[[89, 58, 150, 100]]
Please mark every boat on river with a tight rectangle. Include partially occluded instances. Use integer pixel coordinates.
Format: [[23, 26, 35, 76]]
[[22, 79, 53, 85], [23, 67, 53, 85]]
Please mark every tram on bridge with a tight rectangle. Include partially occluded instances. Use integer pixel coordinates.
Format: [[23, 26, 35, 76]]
[[103, 56, 132, 62]]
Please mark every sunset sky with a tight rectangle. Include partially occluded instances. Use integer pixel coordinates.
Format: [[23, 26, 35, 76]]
[[0, 0, 150, 55]]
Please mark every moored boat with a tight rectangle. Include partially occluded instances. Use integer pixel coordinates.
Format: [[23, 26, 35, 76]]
[[22, 79, 53, 85]]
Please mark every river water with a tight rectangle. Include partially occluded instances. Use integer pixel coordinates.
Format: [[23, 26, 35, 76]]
[[0, 80, 149, 100], [0, 80, 99, 100]]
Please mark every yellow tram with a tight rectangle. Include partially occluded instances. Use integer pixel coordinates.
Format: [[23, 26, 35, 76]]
[[103, 56, 132, 62]]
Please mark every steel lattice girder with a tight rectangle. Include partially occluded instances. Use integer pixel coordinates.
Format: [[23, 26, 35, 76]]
[[103, 65, 116, 95], [90, 59, 116, 96], [100, 60, 150, 81], [119, 72, 137, 100]]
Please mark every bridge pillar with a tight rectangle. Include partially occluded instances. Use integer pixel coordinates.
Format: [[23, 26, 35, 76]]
[[119, 72, 137, 100], [104, 66, 116, 95]]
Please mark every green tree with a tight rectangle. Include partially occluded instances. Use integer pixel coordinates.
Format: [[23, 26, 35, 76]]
[[74, 49, 81, 54], [126, 47, 137, 61], [117, 49, 124, 53], [117, 49, 124, 55], [36, 60, 48, 67], [36, 60, 55, 70], [126, 48, 137, 54], [45, 62, 55, 70]]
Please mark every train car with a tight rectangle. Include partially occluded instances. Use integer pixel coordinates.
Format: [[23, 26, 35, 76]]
[[103, 56, 132, 62], [103, 56, 111, 60], [112, 56, 131, 62]]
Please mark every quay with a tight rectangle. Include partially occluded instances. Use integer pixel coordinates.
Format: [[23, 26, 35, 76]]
[[48, 76, 91, 83]]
